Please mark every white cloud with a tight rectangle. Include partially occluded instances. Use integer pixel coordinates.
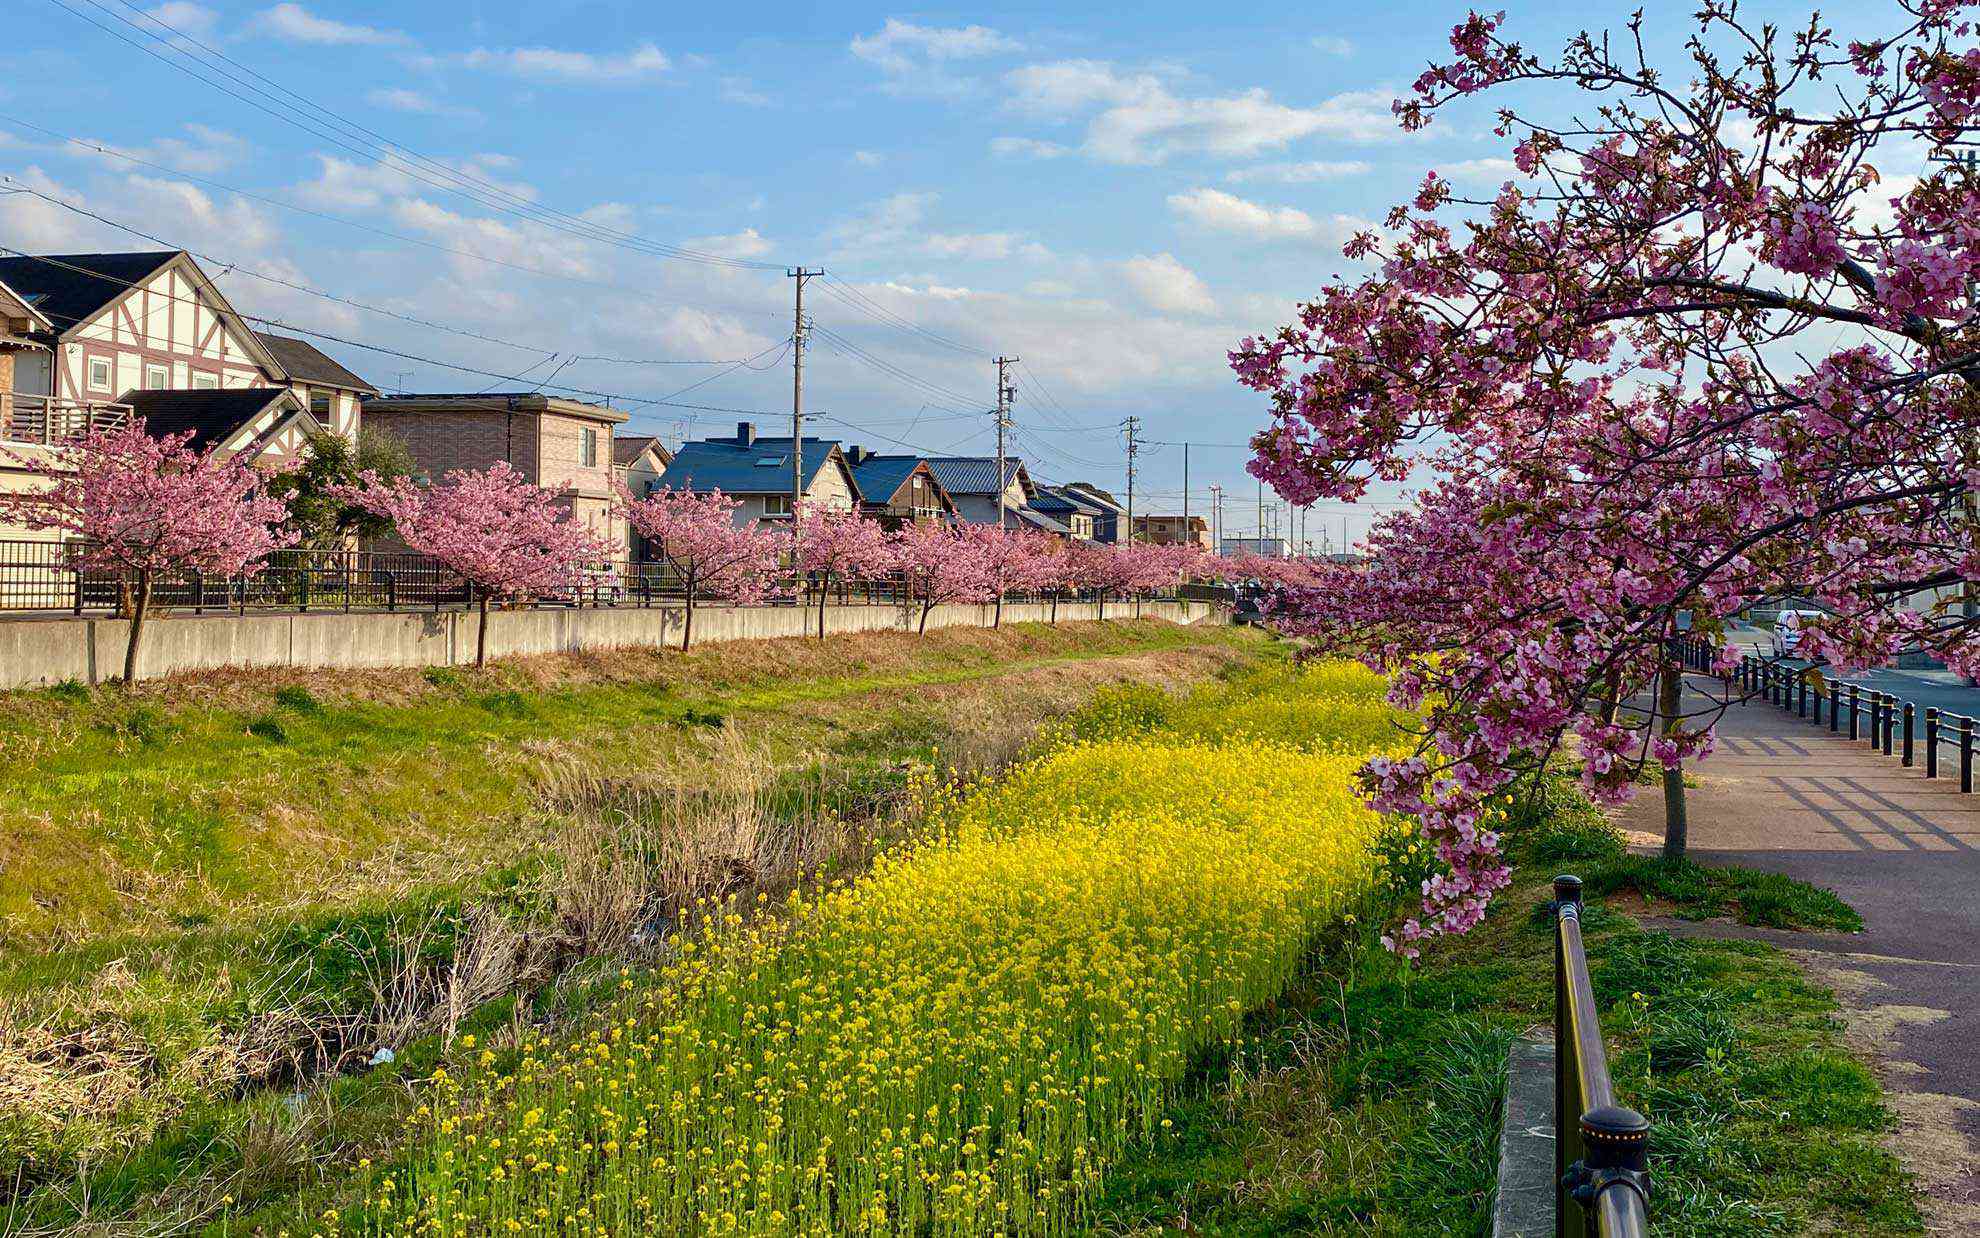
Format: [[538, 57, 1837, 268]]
[[459, 44, 671, 82], [1121, 253, 1217, 316], [721, 77, 771, 107], [684, 228, 774, 259], [84, 123, 250, 176], [1311, 36, 1354, 56], [1004, 61, 1395, 163], [143, 2, 218, 38], [851, 150, 885, 168], [1167, 186, 1370, 245], [990, 136, 1070, 160], [366, 88, 480, 121], [851, 18, 1021, 97], [1443, 156, 1520, 182], [291, 153, 537, 212], [249, 3, 406, 46], [829, 191, 1045, 264], [1225, 159, 1371, 184]]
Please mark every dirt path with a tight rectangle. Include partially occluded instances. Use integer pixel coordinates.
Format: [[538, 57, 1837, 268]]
[[1613, 681, 1980, 1233]]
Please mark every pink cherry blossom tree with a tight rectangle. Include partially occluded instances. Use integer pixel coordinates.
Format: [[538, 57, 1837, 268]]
[[1233, 3, 1980, 952], [0, 418, 294, 683], [614, 484, 782, 652], [964, 526, 1058, 628], [348, 462, 604, 667], [892, 521, 995, 635], [793, 509, 893, 639]]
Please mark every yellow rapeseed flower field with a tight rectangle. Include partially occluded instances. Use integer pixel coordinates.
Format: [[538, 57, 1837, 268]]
[[339, 660, 1406, 1236]]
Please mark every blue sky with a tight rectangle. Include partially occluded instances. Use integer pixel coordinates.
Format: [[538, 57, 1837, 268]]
[[1, 1, 1878, 546]]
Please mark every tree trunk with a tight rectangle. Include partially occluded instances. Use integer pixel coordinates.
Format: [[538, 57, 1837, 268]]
[[918, 599, 933, 635], [122, 569, 153, 684], [1659, 657, 1689, 861], [994, 591, 1003, 629], [817, 580, 828, 640], [1049, 591, 1058, 625], [1599, 667, 1623, 727], [476, 592, 491, 668], [683, 592, 695, 653]]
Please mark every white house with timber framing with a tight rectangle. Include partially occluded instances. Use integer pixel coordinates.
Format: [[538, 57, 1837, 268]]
[[0, 250, 375, 542]]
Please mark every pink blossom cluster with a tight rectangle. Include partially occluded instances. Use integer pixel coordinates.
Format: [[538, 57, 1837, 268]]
[[1229, 3, 1980, 952]]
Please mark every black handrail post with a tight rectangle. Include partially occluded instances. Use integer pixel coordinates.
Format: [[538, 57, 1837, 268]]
[[1961, 716, 1974, 794], [1829, 681, 1841, 732], [1882, 695, 1896, 758], [1797, 671, 1808, 719], [1902, 702, 1915, 767], [1848, 685, 1860, 741], [1926, 708, 1940, 779], [1553, 874, 1581, 1238]]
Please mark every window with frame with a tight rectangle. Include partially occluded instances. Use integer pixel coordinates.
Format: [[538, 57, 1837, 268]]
[[144, 363, 170, 390], [190, 371, 219, 390], [761, 494, 792, 516], [86, 356, 113, 393], [580, 427, 598, 468]]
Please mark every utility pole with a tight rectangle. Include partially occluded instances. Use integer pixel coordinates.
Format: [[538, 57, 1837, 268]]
[[994, 356, 1018, 530], [1182, 443, 1191, 548], [788, 267, 822, 534], [1209, 484, 1223, 555], [1122, 416, 1142, 543]]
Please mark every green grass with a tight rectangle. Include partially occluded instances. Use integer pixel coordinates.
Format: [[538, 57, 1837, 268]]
[[0, 620, 1264, 1229], [1090, 776, 1919, 1237]]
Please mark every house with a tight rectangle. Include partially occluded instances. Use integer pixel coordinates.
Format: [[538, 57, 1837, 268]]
[[613, 434, 676, 560], [255, 331, 377, 441], [923, 457, 1035, 529], [362, 393, 632, 548], [1132, 514, 1213, 550], [1031, 485, 1105, 541], [0, 250, 373, 541], [657, 421, 861, 526], [1059, 481, 1126, 543], [843, 447, 956, 527]]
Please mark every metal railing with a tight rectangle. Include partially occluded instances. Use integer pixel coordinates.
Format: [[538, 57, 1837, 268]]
[[1681, 638, 1980, 792], [1553, 875, 1652, 1236], [0, 539, 1180, 618], [0, 396, 132, 445]]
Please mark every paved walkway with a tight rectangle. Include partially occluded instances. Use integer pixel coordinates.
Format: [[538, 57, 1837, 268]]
[[1613, 678, 1980, 1232]]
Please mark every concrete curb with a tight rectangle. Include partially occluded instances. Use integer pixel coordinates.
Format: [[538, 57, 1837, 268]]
[[1494, 1033, 1556, 1237]]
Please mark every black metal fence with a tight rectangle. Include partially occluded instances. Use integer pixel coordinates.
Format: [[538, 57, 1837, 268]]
[[1682, 638, 1980, 792], [1553, 875, 1652, 1236], [0, 539, 1173, 619]]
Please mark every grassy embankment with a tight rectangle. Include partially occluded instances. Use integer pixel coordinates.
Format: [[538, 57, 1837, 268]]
[[0, 618, 1262, 1231], [1094, 772, 1918, 1236]]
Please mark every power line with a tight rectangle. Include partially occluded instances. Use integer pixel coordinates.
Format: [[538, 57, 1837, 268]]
[[0, 112, 788, 323], [816, 274, 987, 357], [53, 0, 784, 272]]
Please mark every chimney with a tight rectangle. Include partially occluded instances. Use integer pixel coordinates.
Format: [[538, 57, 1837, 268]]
[[848, 445, 870, 465], [737, 421, 755, 446]]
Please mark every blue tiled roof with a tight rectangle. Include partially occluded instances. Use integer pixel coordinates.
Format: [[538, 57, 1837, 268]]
[[924, 456, 1028, 498], [1031, 485, 1104, 517], [659, 434, 860, 500], [847, 455, 928, 505]]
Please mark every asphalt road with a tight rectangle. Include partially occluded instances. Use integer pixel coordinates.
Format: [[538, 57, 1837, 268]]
[[1724, 621, 1980, 720]]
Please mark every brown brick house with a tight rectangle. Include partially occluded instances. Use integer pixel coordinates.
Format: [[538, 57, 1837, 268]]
[[361, 392, 631, 550]]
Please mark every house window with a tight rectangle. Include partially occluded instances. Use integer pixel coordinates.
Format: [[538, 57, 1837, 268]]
[[761, 494, 792, 516], [310, 393, 333, 425], [191, 371, 219, 390], [144, 363, 170, 390], [86, 356, 112, 393], [581, 427, 598, 468]]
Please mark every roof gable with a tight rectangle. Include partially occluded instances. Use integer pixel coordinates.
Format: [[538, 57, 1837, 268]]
[[924, 456, 1033, 501], [124, 387, 302, 453]]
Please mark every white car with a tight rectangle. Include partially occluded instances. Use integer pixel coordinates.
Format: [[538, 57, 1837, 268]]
[[1771, 609, 1824, 658]]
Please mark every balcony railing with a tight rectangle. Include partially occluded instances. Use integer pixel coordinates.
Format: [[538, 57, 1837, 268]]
[[0, 395, 133, 446]]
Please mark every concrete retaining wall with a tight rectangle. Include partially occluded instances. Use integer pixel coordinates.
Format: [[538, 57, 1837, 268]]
[[0, 599, 1217, 689]]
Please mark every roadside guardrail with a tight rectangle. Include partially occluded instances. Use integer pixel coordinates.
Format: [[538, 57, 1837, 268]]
[[1552, 875, 1652, 1236]]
